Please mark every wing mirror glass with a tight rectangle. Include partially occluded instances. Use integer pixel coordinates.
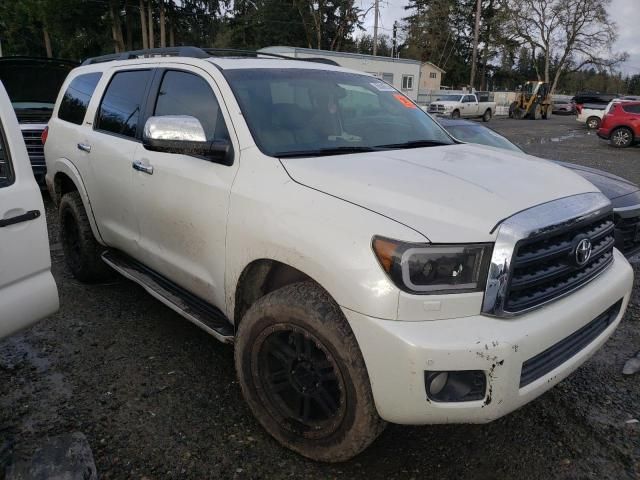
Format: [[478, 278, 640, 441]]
[[142, 115, 232, 165]]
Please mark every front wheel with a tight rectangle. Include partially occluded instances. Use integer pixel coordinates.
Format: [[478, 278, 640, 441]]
[[235, 281, 385, 462], [451, 109, 461, 119], [610, 127, 634, 148]]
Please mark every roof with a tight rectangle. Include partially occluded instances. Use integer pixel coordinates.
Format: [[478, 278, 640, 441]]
[[259, 46, 422, 66], [420, 61, 446, 73]]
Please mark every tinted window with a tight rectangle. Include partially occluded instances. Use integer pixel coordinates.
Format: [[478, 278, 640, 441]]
[[463, 95, 475, 103], [58, 72, 102, 125], [0, 122, 13, 187], [97, 70, 151, 138], [224, 68, 452, 157], [154, 70, 229, 142], [623, 104, 640, 114]]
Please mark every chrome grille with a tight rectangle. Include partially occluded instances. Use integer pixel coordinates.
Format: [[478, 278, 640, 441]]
[[21, 129, 45, 166], [506, 213, 615, 313], [428, 104, 445, 114]]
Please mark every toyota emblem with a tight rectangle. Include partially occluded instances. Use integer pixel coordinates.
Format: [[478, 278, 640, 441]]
[[574, 238, 592, 266]]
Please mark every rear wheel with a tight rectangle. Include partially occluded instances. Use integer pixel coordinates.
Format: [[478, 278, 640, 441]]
[[482, 109, 492, 122], [586, 116, 601, 130], [59, 191, 111, 282], [235, 281, 385, 462], [610, 127, 634, 148]]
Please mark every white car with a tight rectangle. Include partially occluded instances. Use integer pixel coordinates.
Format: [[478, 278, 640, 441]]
[[44, 47, 633, 462], [577, 105, 607, 129], [0, 81, 58, 339], [426, 93, 496, 121]]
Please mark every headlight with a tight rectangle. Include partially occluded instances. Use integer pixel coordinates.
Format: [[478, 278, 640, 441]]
[[372, 237, 493, 294]]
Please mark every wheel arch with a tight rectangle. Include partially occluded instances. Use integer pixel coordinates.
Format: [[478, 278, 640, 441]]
[[233, 258, 325, 328], [50, 159, 105, 244]]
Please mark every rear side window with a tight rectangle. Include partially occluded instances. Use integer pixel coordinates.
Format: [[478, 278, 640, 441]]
[[153, 70, 229, 142], [58, 72, 102, 125], [622, 104, 640, 114], [97, 70, 151, 139], [0, 121, 13, 187]]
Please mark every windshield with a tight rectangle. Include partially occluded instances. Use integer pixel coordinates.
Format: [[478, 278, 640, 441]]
[[224, 68, 453, 157], [435, 95, 463, 102], [444, 125, 522, 153]]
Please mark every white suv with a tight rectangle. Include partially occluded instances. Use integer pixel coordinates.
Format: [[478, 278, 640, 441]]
[[44, 48, 633, 462]]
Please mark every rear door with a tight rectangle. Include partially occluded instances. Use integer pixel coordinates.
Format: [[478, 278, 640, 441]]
[[0, 81, 58, 338], [82, 68, 153, 256]]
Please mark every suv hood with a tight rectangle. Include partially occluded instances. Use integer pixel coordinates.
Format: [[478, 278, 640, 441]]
[[280, 144, 599, 243]]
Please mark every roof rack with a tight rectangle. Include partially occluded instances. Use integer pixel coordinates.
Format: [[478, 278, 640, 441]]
[[81, 46, 303, 66]]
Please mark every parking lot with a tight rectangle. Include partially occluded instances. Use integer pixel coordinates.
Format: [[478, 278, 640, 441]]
[[1, 114, 639, 479]]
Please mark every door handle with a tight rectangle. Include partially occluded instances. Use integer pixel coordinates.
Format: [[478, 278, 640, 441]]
[[0, 210, 41, 228], [77, 143, 91, 153], [132, 160, 153, 175]]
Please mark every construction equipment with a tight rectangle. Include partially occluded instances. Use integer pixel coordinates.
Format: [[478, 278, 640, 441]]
[[509, 81, 552, 120]]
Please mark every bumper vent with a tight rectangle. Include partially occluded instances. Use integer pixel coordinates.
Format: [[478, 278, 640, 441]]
[[520, 299, 622, 388], [505, 213, 615, 313], [21, 129, 45, 167]]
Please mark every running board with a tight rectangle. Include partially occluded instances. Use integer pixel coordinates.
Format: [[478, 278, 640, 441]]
[[102, 250, 234, 343]]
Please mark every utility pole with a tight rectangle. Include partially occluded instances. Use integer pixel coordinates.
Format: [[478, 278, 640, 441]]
[[469, 0, 481, 89], [392, 21, 397, 58], [373, 0, 379, 56]]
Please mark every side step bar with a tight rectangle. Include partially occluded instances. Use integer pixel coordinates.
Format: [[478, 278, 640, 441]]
[[102, 250, 234, 343]]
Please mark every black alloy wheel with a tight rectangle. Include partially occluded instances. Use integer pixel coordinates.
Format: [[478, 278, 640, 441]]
[[254, 324, 346, 436]]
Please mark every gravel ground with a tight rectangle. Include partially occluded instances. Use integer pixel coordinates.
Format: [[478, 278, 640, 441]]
[[1, 115, 640, 479]]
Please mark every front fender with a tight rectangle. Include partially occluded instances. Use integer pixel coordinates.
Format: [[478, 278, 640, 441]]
[[225, 150, 427, 322]]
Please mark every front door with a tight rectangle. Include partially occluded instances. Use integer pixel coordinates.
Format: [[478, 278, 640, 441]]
[[0, 81, 58, 338], [131, 67, 239, 308]]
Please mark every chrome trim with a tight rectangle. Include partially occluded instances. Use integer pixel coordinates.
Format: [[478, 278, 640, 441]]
[[482, 192, 613, 317]]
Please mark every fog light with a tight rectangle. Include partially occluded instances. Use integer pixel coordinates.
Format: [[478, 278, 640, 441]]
[[425, 370, 486, 402]]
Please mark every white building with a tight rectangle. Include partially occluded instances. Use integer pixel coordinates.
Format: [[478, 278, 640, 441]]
[[259, 46, 423, 100]]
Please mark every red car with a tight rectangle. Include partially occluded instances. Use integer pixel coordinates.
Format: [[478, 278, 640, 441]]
[[597, 100, 640, 148]]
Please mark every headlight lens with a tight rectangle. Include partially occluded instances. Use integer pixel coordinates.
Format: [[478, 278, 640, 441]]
[[372, 237, 493, 294]]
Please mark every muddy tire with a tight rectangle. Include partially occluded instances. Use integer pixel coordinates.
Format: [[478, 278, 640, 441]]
[[482, 109, 492, 122], [235, 281, 385, 462], [586, 116, 601, 130], [59, 191, 111, 282], [451, 109, 461, 119], [610, 127, 634, 148]]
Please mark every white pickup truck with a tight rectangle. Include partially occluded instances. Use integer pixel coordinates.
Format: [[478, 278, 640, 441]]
[[427, 93, 496, 121]]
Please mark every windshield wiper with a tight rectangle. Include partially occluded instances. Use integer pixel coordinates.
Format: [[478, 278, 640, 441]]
[[375, 140, 452, 149], [275, 146, 379, 158]]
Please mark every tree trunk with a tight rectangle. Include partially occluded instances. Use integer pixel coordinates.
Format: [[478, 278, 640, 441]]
[[43, 27, 52, 57], [480, 47, 488, 90], [148, 0, 154, 49], [109, 0, 125, 53], [169, 17, 175, 47], [125, 1, 134, 50], [469, 0, 481, 88], [139, 0, 148, 49], [159, 0, 166, 48]]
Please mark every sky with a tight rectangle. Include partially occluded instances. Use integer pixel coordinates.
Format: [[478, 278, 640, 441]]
[[360, 0, 640, 77]]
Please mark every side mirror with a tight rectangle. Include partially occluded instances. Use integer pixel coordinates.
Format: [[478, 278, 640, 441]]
[[142, 115, 233, 165]]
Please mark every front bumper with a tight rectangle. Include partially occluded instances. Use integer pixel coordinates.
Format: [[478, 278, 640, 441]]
[[345, 248, 633, 425]]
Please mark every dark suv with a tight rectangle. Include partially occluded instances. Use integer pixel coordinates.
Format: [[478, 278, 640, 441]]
[[0, 57, 77, 186]]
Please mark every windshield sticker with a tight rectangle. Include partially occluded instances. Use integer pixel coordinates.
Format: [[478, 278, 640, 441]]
[[393, 94, 417, 109], [370, 81, 396, 92]]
